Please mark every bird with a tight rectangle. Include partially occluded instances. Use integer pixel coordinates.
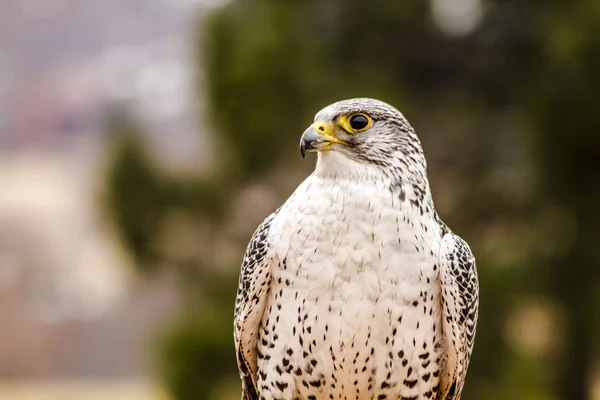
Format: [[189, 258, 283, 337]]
[[234, 98, 479, 400]]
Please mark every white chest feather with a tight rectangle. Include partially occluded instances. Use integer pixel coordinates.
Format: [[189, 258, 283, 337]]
[[257, 174, 445, 400], [271, 174, 440, 299]]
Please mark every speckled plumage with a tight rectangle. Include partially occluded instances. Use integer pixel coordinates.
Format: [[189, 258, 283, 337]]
[[234, 98, 478, 400]]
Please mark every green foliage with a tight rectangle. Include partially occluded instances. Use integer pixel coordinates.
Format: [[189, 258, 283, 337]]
[[105, 116, 166, 270], [158, 308, 236, 400], [528, 2, 600, 397], [202, 2, 335, 177]]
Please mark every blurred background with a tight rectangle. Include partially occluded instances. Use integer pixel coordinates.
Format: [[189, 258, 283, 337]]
[[1, 0, 599, 399]]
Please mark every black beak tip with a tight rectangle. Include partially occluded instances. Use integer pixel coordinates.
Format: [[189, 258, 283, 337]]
[[300, 141, 306, 158]]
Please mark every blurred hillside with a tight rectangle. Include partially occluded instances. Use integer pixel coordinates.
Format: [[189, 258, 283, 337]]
[[104, 1, 600, 400], [0, 0, 222, 398]]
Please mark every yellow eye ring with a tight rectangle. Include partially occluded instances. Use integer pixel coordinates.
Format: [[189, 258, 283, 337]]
[[339, 113, 372, 133]]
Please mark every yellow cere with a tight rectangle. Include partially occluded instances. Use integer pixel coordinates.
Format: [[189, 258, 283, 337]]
[[311, 121, 347, 145]]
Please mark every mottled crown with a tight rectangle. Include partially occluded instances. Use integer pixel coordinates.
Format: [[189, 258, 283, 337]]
[[315, 98, 410, 130]]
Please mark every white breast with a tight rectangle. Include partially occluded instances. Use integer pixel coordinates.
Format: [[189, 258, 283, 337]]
[[270, 174, 440, 296], [258, 174, 445, 400]]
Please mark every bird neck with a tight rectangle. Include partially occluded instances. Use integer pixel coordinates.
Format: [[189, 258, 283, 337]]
[[315, 151, 433, 208]]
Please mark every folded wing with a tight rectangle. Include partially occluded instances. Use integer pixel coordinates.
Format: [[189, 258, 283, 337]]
[[438, 232, 479, 400], [234, 213, 277, 400]]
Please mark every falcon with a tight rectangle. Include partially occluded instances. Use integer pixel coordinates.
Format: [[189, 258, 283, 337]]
[[234, 98, 479, 400]]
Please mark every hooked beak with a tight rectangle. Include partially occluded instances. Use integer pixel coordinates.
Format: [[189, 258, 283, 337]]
[[299, 122, 347, 158]]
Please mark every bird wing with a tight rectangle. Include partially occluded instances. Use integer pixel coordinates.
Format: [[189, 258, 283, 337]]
[[438, 231, 479, 400], [234, 212, 277, 400]]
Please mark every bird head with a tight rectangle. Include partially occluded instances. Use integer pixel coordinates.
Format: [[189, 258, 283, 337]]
[[300, 98, 426, 180]]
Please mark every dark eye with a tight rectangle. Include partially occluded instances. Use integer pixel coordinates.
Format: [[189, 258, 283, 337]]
[[349, 114, 369, 131]]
